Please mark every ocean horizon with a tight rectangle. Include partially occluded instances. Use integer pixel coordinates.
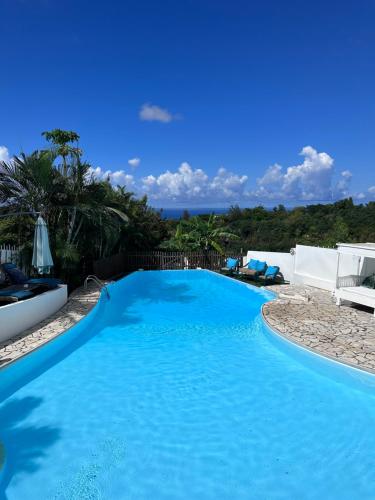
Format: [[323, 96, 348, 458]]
[[155, 207, 231, 219]]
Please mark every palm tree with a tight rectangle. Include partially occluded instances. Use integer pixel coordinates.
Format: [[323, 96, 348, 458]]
[[161, 214, 239, 253], [42, 129, 82, 177], [159, 220, 196, 251], [187, 214, 239, 253], [0, 150, 128, 281], [0, 150, 62, 215]]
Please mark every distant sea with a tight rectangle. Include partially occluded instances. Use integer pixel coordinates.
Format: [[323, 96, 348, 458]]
[[157, 207, 230, 220]]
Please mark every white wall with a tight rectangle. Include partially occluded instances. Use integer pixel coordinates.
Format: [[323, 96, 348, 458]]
[[245, 244, 375, 292], [0, 285, 68, 343], [293, 245, 338, 291], [245, 250, 295, 282], [293, 244, 367, 291]]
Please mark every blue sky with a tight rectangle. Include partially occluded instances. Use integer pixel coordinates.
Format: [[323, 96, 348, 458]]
[[1, 0, 374, 207]]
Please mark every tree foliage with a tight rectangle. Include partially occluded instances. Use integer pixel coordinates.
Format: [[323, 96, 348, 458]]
[[160, 214, 239, 253], [218, 200, 375, 251], [0, 131, 167, 286]]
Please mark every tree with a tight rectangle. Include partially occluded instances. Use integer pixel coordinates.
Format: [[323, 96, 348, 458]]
[[42, 129, 82, 176], [0, 150, 129, 283], [161, 214, 239, 253], [0, 136, 168, 285]]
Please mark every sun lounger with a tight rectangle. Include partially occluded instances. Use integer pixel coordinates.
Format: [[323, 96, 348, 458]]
[[1, 263, 62, 289], [258, 265, 280, 284], [239, 259, 267, 278], [221, 257, 239, 274]]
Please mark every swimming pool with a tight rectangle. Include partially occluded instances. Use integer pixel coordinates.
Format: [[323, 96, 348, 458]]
[[1, 270, 375, 499]]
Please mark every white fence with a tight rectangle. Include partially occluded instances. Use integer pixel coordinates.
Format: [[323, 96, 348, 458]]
[[0, 245, 19, 264]]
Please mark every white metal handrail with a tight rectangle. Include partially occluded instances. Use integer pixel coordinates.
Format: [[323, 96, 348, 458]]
[[84, 275, 110, 299]]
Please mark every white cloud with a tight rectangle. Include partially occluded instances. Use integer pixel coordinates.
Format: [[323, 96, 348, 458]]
[[141, 162, 248, 203], [88, 146, 358, 205], [210, 167, 248, 200], [141, 162, 208, 201], [368, 186, 375, 194], [128, 157, 140, 168], [0, 146, 10, 162], [88, 166, 134, 187], [334, 169, 352, 198], [139, 103, 179, 123], [254, 146, 346, 201]]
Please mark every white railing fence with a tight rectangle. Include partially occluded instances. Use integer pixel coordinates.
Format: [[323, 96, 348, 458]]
[[0, 244, 20, 265]]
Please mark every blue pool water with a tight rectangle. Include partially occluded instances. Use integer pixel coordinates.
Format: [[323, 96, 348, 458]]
[[1, 270, 375, 499]]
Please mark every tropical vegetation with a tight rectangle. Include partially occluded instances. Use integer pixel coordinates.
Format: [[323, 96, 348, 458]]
[[0, 130, 167, 286], [160, 214, 239, 253], [161, 199, 375, 253]]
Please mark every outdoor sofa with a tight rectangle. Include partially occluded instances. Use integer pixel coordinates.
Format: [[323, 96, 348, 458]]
[[239, 259, 280, 284], [1, 263, 62, 289]]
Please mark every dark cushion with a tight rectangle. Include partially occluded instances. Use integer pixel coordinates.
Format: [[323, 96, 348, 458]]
[[0, 289, 33, 299], [0, 269, 6, 286], [363, 274, 375, 290], [28, 278, 62, 288], [2, 263, 28, 284]]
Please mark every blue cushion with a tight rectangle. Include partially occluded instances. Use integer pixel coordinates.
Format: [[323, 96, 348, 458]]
[[226, 258, 238, 270], [265, 265, 279, 277], [0, 290, 33, 299], [255, 261, 267, 273], [2, 264, 28, 284], [248, 259, 258, 270], [2, 262, 16, 270], [2, 263, 62, 288], [28, 278, 62, 288]]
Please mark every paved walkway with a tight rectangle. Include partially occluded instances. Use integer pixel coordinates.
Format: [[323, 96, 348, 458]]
[[0, 283, 100, 368], [263, 284, 375, 373]]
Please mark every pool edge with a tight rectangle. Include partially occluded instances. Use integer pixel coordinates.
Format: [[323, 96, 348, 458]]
[[261, 303, 375, 377], [0, 285, 103, 371]]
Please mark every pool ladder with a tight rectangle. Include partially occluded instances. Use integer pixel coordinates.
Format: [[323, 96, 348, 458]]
[[84, 275, 111, 299]]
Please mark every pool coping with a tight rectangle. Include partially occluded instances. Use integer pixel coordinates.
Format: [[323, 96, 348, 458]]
[[261, 304, 375, 376], [208, 270, 375, 376], [0, 282, 102, 370], [261, 293, 375, 376]]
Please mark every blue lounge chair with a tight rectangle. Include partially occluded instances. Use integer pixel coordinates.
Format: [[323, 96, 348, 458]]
[[221, 257, 239, 275], [1, 263, 62, 289], [239, 259, 267, 278], [259, 265, 280, 284]]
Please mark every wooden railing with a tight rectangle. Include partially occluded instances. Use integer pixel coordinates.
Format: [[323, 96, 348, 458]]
[[93, 251, 242, 279]]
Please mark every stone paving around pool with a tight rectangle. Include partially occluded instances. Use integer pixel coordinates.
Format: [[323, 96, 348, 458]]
[[263, 284, 375, 373], [0, 283, 100, 368]]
